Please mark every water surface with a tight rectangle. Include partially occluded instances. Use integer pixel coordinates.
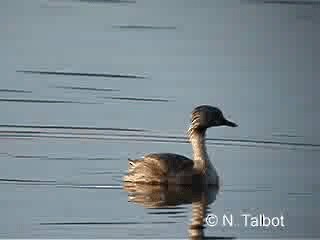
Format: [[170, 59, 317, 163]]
[[0, 0, 318, 238]]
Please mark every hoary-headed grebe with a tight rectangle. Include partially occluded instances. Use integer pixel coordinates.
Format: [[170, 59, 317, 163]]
[[123, 105, 237, 185]]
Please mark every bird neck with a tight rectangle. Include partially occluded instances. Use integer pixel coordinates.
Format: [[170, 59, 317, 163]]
[[189, 129, 209, 173]]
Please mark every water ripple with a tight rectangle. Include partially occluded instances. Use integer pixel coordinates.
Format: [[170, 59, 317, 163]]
[[113, 25, 177, 30], [0, 178, 123, 189], [0, 125, 319, 150], [0, 178, 56, 184], [245, 0, 320, 5], [2, 153, 118, 161], [17, 70, 146, 79], [56, 184, 123, 189], [0, 89, 32, 93], [148, 211, 186, 215], [0, 98, 98, 104], [103, 96, 171, 102], [40, 221, 176, 225], [76, 0, 136, 3], [52, 85, 120, 92], [288, 192, 314, 197], [262, 0, 320, 6], [0, 124, 146, 132]]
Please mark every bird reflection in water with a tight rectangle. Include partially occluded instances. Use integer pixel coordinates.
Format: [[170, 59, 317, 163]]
[[123, 183, 235, 239]]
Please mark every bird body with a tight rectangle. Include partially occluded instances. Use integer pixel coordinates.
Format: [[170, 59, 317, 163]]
[[123, 105, 237, 186]]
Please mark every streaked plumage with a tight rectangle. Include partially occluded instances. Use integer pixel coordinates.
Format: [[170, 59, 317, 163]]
[[123, 105, 237, 185]]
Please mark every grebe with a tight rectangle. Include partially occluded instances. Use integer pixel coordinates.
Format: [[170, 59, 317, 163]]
[[123, 105, 237, 185]]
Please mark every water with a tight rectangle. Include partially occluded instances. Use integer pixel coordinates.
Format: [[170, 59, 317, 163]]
[[0, 0, 319, 238]]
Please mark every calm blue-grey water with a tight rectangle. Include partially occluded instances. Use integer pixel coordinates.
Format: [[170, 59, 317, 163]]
[[0, 0, 319, 238]]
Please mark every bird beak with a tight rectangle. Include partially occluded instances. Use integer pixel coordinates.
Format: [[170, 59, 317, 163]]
[[223, 119, 238, 127]]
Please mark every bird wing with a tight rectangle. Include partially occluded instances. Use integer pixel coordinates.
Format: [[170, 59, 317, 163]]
[[126, 153, 194, 183], [143, 153, 194, 174]]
